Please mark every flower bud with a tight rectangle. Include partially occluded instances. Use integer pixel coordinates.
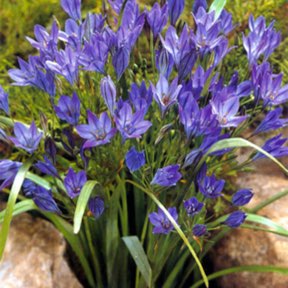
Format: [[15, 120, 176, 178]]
[[101, 75, 116, 115], [232, 189, 253, 206]]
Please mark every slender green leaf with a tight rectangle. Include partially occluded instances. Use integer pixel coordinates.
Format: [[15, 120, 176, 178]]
[[0, 159, 33, 259], [26, 172, 51, 190], [45, 213, 96, 287], [191, 265, 288, 288], [242, 224, 288, 237], [246, 213, 288, 236], [200, 138, 288, 174], [126, 180, 209, 288], [0, 200, 37, 223], [123, 236, 152, 287], [209, 0, 227, 19], [74, 180, 98, 234]]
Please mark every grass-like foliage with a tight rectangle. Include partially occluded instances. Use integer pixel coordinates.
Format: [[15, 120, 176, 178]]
[[0, 0, 288, 287]]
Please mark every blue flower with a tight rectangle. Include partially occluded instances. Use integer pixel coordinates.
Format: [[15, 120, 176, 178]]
[[64, 168, 87, 198], [243, 15, 281, 65], [254, 134, 288, 160], [23, 180, 61, 214], [0, 160, 22, 191], [61, 0, 81, 21], [0, 85, 9, 115], [151, 75, 182, 116], [35, 156, 60, 179], [76, 111, 117, 149], [149, 207, 178, 234], [183, 197, 204, 217], [192, 224, 207, 237], [252, 62, 288, 106], [147, 3, 168, 38], [10, 121, 43, 154], [101, 76, 117, 115], [198, 172, 225, 199], [224, 211, 246, 228], [129, 81, 153, 114], [88, 196, 105, 219], [125, 146, 145, 172], [211, 96, 247, 128], [115, 102, 152, 141], [167, 0, 185, 26], [254, 108, 288, 135], [232, 189, 253, 206], [54, 92, 80, 126], [151, 165, 182, 187]]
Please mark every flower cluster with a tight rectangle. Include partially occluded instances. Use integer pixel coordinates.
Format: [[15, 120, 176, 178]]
[[1, 0, 288, 241]]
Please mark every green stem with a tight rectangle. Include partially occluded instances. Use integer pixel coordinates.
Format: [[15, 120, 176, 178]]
[[190, 265, 288, 288], [84, 218, 103, 288], [249, 189, 288, 213], [126, 180, 209, 288]]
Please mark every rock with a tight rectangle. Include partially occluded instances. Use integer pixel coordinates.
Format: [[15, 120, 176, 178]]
[[0, 213, 82, 288], [212, 158, 288, 288]]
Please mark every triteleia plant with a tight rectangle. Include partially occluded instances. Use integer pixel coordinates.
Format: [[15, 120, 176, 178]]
[[0, 0, 288, 287]]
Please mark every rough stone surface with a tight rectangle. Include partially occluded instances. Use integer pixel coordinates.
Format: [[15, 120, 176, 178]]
[[0, 213, 82, 288], [212, 158, 288, 288]]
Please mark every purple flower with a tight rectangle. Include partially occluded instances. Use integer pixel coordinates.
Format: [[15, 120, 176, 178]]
[[192, 224, 207, 237], [151, 75, 182, 116], [198, 172, 225, 199], [101, 76, 117, 115], [45, 138, 57, 164], [254, 108, 288, 135], [9, 56, 56, 97], [155, 48, 174, 78], [79, 34, 109, 73], [129, 81, 153, 114], [167, 0, 185, 26], [112, 45, 130, 80], [224, 211, 246, 228], [149, 207, 178, 234], [54, 92, 80, 126], [108, 0, 125, 14], [192, 0, 207, 14], [46, 47, 79, 85], [83, 13, 106, 40], [0, 85, 9, 115], [26, 22, 59, 56], [254, 134, 288, 160], [10, 121, 43, 154], [35, 156, 60, 179], [88, 196, 105, 219], [232, 189, 253, 206], [252, 63, 288, 106], [76, 111, 117, 149], [147, 3, 168, 37], [183, 197, 204, 217], [211, 96, 247, 127], [23, 180, 61, 214], [115, 102, 152, 141], [64, 168, 87, 198], [61, 0, 81, 21], [243, 15, 281, 65], [160, 25, 196, 79], [0, 160, 22, 191], [219, 10, 234, 35], [179, 92, 219, 139], [125, 146, 145, 172], [151, 165, 182, 187]]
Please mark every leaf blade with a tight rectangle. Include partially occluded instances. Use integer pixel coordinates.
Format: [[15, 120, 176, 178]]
[[122, 236, 152, 287], [0, 159, 33, 259], [73, 180, 98, 234], [209, 0, 227, 19]]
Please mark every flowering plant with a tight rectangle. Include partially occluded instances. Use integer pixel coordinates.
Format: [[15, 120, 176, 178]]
[[0, 0, 288, 287]]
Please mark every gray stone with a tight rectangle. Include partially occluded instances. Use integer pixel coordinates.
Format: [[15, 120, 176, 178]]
[[0, 213, 82, 288], [212, 158, 288, 288]]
